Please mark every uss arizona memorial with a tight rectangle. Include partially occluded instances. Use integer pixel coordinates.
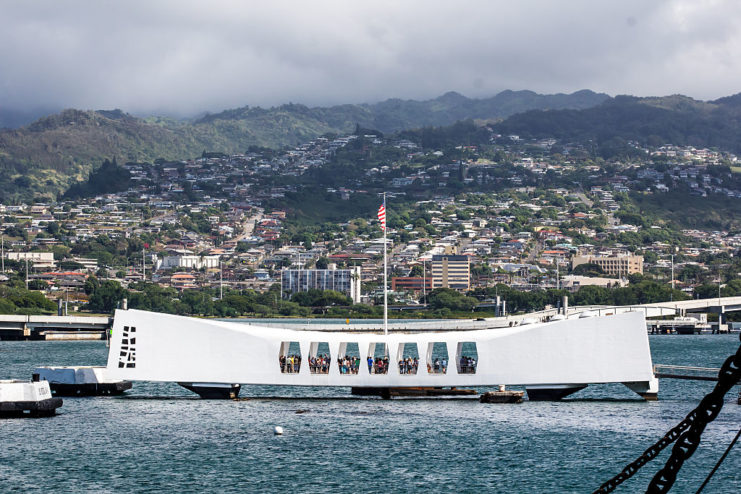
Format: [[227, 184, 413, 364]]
[[106, 308, 659, 401]]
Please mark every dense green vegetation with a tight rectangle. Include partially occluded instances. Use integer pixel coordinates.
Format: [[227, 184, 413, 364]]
[[0, 285, 57, 315], [629, 190, 741, 230], [63, 158, 131, 199], [0, 264, 58, 315]]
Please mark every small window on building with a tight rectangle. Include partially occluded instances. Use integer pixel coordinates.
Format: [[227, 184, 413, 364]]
[[397, 342, 419, 375], [456, 342, 478, 374], [426, 342, 449, 374], [279, 341, 302, 374], [338, 342, 360, 375], [367, 342, 389, 375], [308, 341, 331, 374]]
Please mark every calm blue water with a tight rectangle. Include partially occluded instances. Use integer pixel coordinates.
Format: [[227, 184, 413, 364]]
[[1, 335, 739, 493]]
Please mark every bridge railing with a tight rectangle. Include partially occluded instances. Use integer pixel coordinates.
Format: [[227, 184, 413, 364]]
[[653, 364, 720, 381]]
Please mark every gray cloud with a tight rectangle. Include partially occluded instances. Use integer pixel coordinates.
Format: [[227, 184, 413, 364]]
[[1, 0, 740, 116]]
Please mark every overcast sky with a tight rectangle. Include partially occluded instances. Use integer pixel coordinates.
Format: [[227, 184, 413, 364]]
[[1, 0, 740, 116]]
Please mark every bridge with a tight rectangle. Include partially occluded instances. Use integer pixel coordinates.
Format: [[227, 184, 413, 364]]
[[0, 315, 111, 340], [567, 296, 741, 329]]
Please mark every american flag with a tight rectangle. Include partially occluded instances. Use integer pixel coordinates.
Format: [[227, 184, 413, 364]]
[[377, 203, 386, 230]]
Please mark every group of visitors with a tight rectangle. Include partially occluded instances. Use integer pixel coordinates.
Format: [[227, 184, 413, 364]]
[[337, 355, 360, 374], [367, 356, 390, 374], [459, 355, 477, 374], [280, 351, 476, 376], [398, 357, 419, 374], [427, 358, 448, 374], [309, 354, 331, 374], [279, 354, 302, 374]]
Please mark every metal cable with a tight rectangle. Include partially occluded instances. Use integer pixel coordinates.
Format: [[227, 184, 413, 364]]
[[695, 427, 741, 493]]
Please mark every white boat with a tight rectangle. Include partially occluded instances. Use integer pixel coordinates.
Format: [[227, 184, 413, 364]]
[[105, 308, 659, 400]]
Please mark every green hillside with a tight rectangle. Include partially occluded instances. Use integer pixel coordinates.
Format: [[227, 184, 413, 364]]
[[493, 94, 741, 156], [0, 89, 609, 201]]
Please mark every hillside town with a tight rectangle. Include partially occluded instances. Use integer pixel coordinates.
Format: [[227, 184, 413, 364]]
[[2, 128, 740, 315]]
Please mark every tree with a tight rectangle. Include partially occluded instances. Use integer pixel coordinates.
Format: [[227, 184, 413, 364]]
[[63, 158, 132, 199], [572, 263, 605, 277], [427, 288, 478, 311], [87, 280, 126, 313], [84, 276, 99, 296], [28, 280, 48, 290]]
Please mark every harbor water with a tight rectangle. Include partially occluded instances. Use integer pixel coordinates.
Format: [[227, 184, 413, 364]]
[[1, 335, 739, 493]]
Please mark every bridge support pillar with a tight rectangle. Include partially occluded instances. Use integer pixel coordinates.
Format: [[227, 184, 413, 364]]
[[716, 307, 727, 333]]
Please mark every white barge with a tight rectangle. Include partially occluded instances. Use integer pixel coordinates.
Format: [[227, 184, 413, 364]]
[[0, 380, 63, 417], [105, 308, 659, 401], [33, 366, 132, 396]]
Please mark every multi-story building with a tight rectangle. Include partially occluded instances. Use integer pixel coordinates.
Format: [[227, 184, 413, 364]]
[[391, 276, 433, 294], [431, 254, 470, 291], [156, 255, 221, 271], [281, 266, 361, 304], [571, 253, 643, 277], [6, 252, 56, 270]]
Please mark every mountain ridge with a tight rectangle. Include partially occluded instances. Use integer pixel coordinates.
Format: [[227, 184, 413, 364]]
[[493, 92, 741, 155], [0, 89, 609, 200], [9, 89, 741, 201]]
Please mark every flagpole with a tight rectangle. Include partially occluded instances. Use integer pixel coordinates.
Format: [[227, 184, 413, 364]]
[[383, 192, 388, 335]]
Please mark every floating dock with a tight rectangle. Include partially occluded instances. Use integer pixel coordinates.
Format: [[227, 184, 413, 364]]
[[480, 389, 524, 404]]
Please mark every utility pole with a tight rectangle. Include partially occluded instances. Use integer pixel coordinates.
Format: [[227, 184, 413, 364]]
[[718, 264, 722, 303], [219, 260, 223, 300], [296, 251, 301, 295], [142, 248, 146, 281], [1, 235, 4, 273], [670, 252, 674, 302], [718, 263, 723, 332], [422, 258, 426, 305], [25, 257, 29, 290]]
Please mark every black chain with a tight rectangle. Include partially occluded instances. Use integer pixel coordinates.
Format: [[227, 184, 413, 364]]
[[647, 342, 741, 493], [594, 335, 741, 494]]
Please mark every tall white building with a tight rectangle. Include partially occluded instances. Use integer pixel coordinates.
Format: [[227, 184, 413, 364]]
[[281, 266, 362, 304], [156, 255, 220, 271]]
